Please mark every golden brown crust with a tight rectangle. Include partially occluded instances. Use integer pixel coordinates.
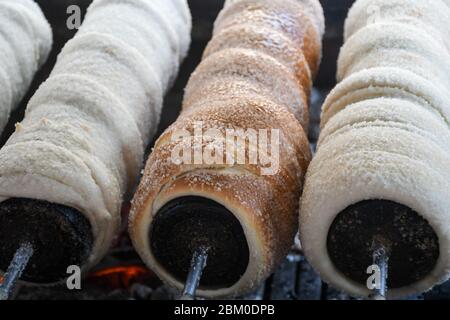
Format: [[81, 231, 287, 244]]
[[157, 96, 311, 173], [130, 169, 293, 297], [129, 0, 322, 297], [214, 0, 322, 77], [203, 24, 313, 98], [183, 48, 310, 130]]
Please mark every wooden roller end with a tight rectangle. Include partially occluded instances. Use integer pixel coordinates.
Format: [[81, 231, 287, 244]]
[[150, 196, 249, 290], [0, 198, 93, 283], [327, 200, 439, 290]]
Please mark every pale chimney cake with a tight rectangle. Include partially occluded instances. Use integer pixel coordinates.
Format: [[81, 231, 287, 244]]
[[0, 0, 52, 133], [0, 0, 191, 283], [129, 0, 324, 298], [300, 0, 450, 298]]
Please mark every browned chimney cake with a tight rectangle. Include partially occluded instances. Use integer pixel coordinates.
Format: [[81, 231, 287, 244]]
[[0, 0, 191, 284], [129, 0, 324, 298]]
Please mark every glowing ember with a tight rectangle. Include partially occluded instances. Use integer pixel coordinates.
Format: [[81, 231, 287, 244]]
[[88, 265, 152, 289]]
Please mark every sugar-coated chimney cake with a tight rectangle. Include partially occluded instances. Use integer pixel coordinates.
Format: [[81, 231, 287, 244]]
[[299, 0, 450, 298], [0, 0, 191, 283], [0, 0, 52, 134]]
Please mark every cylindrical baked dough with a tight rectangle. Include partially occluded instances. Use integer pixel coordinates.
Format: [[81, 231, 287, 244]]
[[129, 0, 324, 298], [344, 0, 450, 51], [0, 0, 191, 277], [0, 0, 52, 133], [338, 22, 450, 89], [300, 0, 450, 298]]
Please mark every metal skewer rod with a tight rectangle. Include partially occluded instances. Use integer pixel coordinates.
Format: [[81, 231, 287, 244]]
[[0, 242, 34, 300], [369, 239, 389, 300], [179, 246, 209, 300]]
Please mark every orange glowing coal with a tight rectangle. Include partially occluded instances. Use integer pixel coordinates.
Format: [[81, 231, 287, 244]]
[[88, 265, 152, 289]]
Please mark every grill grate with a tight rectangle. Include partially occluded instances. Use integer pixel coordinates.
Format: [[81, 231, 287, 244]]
[[11, 247, 448, 300]]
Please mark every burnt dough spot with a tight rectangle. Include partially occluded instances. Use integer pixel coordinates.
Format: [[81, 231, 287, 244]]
[[327, 200, 439, 289], [150, 196, 249, 289], [0, 198, 93, 283]]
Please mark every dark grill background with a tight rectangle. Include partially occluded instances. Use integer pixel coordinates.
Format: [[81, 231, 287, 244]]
[[2, 0, 449, 300]]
